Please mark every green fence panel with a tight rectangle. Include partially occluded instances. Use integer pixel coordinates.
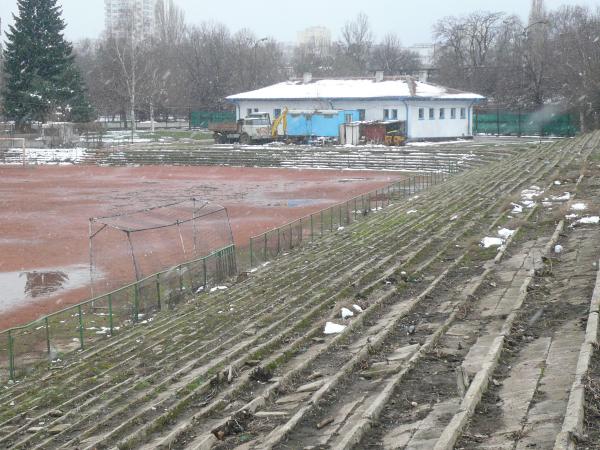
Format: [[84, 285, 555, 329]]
[[474, 110, 579, 137], [190, 111, 236, 129]]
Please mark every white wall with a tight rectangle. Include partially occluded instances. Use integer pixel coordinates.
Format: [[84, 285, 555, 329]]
[[233, 99, 475, 140], [407, 101, 473, 139]]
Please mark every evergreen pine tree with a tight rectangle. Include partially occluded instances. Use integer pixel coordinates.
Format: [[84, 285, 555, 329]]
[[1, 0, 94, 127]]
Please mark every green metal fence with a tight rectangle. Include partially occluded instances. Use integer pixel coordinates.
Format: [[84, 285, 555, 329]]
[[474, 109, 579, 137], [0, 245, 237, 382], [247, 164, 459, 268], [190, 111, 236, 129]]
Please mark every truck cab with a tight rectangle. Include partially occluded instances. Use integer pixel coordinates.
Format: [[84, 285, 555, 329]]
[[239, 113, 272, 144]]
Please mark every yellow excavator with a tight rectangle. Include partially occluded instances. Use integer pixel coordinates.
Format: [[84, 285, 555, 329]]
[[271, 107, 288, 138]]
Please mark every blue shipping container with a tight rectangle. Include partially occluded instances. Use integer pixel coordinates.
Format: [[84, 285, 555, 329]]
[[285, 110, 360, 138]]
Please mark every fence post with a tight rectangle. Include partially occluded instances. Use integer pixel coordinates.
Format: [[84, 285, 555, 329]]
[[354, 198, 357, 220], [108, 293, 114, 335], [178, 265, 184, 292], [8, 330, 14, 381], [339, 204, 342, 227], [264, 233, 267, 261], [203, 257, 208, 288], [277, 228, 281, 254], [299, 218, 303, 243], [310, 214, 314, 240], [156, 274, 161, 310], [321, 210, 324, 236], [330, 207, 334, 232], [250, 238, 254, 268], [45, 317, 50, 357], [78, 305, 85, 350], [133, 285, 139, 323]]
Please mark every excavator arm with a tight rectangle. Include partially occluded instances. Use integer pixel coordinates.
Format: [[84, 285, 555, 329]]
[[271, 107, 288, 138]]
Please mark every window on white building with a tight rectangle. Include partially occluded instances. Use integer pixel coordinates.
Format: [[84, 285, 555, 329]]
[[418, 108, 425, 120], [439, 108, 445, 119], [460, 108, 467, 119], [451, 108, 457, 119], [383, 109, 390, 120], [246, 108, 252, 116], [391, 109, 398, 120], [429, 108, 435, 120]]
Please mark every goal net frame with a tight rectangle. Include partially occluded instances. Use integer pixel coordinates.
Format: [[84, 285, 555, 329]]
[[89, 198, 234, 297], [0, 137, 26, 166]]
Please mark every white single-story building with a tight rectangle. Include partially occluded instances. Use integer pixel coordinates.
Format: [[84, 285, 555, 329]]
[[227, 74, 485, 140]]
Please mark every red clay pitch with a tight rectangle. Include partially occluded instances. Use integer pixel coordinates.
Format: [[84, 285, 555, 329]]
[[0, 165, 401, 329]]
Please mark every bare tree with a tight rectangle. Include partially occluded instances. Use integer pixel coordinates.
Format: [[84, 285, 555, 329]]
[[335, 12, 373, 75], [371, 34, 421, 75]]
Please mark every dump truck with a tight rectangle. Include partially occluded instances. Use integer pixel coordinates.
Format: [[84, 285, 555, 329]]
[[209, 113, 272, 144]]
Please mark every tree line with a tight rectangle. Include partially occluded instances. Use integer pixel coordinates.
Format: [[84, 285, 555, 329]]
[[1, 0, 600, 131], [431, 6, 600, 131]]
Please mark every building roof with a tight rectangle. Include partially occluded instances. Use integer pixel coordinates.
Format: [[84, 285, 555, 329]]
[[227, 79, 485, 102]]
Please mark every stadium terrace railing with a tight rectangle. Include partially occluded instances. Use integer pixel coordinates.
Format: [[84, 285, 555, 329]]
[[247, 163, 460, 269], [0, 245, 236, 382]]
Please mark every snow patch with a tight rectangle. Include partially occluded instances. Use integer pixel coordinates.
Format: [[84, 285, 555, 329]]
[[324, 322, 346, 334], [352, 304, 364, 313], [552, 192, 571, 202], [341, 308, 354, 319], [480, 237, 504, 248], [497, 228, 515, 240], [574, 216, 600, 225], [571, 203, 587, 211]]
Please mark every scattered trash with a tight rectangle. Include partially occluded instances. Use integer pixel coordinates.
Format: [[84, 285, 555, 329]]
[[497, 228, 515, 240], [566, 214, 579, 220], [511, 203, 523, 214], [324, 322, 346, 334], [571, 203, 587, 211], [337, 226, 345, 231], [407, 210, 418, 215], [554, 180, 562, 185], [552, 192, 571, 202], [352, 304, 364, 313], [480, 237, 504, 248], [554, 245, 563, 254], [341, 308, 354, 319], [574, 216, 600, 225], [450, 214, 459, 221]]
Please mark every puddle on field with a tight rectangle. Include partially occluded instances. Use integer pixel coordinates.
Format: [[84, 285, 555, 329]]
[[0, 265, 91, 312], [287, 199, 323, 208]]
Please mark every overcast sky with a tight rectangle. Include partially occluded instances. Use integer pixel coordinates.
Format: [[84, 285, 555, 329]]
[[2, 0, 599, 46]]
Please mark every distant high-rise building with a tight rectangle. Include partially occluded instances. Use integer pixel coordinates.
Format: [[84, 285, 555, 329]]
[[529, 0, 546, 24], [297, 26, 331, 48], [104, 0, 157, 40]]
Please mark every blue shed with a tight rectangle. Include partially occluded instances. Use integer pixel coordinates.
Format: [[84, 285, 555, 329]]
[[285, 110, 359, 138]]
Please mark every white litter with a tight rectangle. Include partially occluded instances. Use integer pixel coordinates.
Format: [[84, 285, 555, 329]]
[[511, 203, 523, 214], [554, 180, 562, 185], [480, 237, 504, 248], [210, 286, 228, 293], [554, 245, 563, 254], [195, 286, 205, 293], [552, 192, 571, 202], [566, 214, 579, 220], [497, 228, 515, 240], [407, 210, 418, 215], [575, 216, 600, 225], [337, 226, 345, 231], [571, 203, 587, 211], [324, 322, 346, 334], [341, 308, 354, 319], [352, 304, 364, 313], [450, 215, 459, 221]]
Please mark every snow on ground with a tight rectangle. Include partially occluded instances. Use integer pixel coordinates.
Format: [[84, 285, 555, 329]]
[[324, 322, 346, 334], [2, 147, 88, 164], [571, 202, 587, 211], [481, 237, 504, 248], [498, 228, 515, 239]]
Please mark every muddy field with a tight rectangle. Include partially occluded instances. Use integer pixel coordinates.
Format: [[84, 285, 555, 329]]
[[0, 165, 398, 329]]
